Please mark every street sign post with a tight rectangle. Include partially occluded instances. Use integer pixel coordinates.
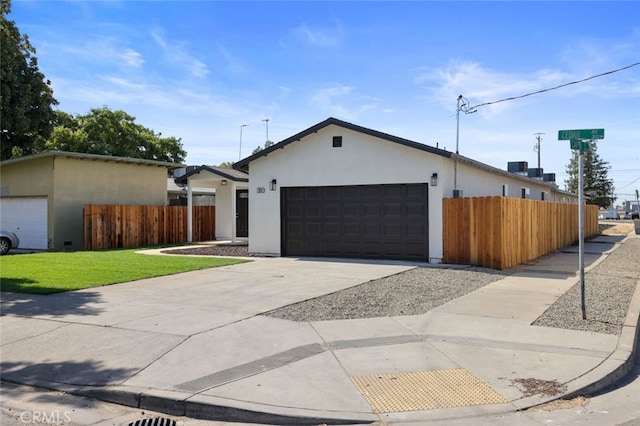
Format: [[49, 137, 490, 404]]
[[558, 129, 604, 140], [570, 139, 591, 151], [558, 128, 605, 320]]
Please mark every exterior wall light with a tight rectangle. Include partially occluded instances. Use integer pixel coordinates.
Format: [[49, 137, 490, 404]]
[[430, 173, 438, 186], [221, 180, 228, 186], [270, 179, 277, 191]]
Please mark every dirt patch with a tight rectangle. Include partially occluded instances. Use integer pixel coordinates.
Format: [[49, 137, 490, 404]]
[[599, 222, 634, 235], [527, 395, 589, 411], [512, 378, 567, 397]]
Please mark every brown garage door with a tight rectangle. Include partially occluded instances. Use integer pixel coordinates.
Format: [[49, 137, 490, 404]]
[[281, 183, 429, 260]]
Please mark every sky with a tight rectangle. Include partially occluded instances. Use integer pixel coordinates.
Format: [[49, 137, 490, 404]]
[[9, 1, 640, 204]]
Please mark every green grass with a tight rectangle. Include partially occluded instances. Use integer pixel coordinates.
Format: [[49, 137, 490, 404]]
[[0, 249, 249, 294]]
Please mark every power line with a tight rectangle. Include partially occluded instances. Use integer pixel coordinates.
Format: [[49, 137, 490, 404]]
[[468, 62, 640, 110], [616, 176, 640, 190]]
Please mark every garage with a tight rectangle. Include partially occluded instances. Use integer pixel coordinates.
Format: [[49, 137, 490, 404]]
[[281, 183, 429, 260], [0, 197, 48, 250]]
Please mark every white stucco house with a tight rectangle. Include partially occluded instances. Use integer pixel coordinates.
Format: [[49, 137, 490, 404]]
[[174, 166, 249, 242], [234, 117, 576, 263]]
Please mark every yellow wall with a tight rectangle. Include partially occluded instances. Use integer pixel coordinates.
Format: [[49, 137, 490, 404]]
[[52, 156, 169, 249], [1, 154, 171, 250], [0, 157, 55, 247]]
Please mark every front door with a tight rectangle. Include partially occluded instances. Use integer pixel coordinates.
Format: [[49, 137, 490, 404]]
[[236, 190, 249, 238]]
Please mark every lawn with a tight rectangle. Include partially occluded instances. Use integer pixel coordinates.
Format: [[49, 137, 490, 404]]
[[0, 249, 249, 294]]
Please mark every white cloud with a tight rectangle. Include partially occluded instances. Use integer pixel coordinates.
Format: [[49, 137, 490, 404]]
[[150, 30, 209, 78], [309, 84, 355, 119], [293, 21, 344, 47], [216, 44, 246, 74], [412, 61, 635, 118], [45, 37, 144, 70], [121, 48, 144, 68]]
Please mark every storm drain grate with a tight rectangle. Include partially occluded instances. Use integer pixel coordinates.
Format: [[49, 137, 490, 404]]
[[351, 368, 508, 413], [126, 417, 177, 426]]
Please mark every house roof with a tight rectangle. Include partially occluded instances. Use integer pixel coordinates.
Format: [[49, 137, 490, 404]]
[[174, 165, 249, 184], [0, 150, 184, 169], [233, 117, 567, 194], [233, 117, 452, 171]]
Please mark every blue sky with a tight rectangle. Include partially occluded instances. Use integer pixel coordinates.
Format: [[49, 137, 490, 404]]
[[10, 1, 640, 204]]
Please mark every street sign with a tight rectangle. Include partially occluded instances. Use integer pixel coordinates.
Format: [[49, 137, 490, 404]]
[[558, 127, 604, 320], [570, 139, 591, 151], [558, 129, 605, 140]]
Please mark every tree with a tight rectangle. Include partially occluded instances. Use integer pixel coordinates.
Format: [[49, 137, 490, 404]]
[[251, 140, 274, 155], [1, 0, 58, 160], [218, 161, 235, 168], [565, 142, 614, 208], [46, 107, 186, 163]]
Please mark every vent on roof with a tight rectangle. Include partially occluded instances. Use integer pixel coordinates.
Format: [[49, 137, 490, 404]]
[[508, 161, 528, 175], [527, 168, 543, 179], [543, 173, 556, 182]]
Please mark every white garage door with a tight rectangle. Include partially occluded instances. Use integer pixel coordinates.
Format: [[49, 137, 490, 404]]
[[0, 197, 48, 250]]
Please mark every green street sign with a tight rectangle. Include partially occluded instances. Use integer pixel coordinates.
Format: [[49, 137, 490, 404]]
[[570, 139, 591, 152], [558, 129, 605, 140]]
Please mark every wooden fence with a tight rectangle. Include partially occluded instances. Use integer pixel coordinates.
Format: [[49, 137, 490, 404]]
[[443, 196, 599, 270], [83, 204, 215, 250]]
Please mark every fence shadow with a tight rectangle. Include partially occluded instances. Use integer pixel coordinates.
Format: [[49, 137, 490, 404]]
[[0, 291, 103, 317], [1, 360, 136, 386]]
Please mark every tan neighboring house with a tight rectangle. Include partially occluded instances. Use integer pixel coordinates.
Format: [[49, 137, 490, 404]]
[[0, 151, 182, 251]]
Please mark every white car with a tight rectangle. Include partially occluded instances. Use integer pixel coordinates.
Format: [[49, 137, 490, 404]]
[[0, 230, 19, 255]]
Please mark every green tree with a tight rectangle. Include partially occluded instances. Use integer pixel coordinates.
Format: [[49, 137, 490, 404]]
[[46, 107, 186, 163], [251, 140, 274, 155], [1, 0, 58, 160], [565, 142, 614, 208], [218, 161, 235, 168]]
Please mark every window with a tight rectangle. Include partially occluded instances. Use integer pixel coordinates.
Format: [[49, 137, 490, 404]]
[[502, 184, 509, 197], [332, 136, 343, 147]]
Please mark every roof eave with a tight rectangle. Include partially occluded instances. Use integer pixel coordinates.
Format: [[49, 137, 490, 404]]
[[175, 165, 249, 184], [232, 117, 451, 171]]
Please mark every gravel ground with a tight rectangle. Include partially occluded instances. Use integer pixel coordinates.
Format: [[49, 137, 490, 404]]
[[162, 234, 639, 335], [533, 235, 640, 334], [266, 266, 510, 322], [162, 244, 250, 257], [265, 236, 639, 334]]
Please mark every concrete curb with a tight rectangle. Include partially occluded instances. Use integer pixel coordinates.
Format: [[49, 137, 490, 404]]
[[0, 379, 377, 425], [512, 277, 640, 411], [513, 234, 640, 411]]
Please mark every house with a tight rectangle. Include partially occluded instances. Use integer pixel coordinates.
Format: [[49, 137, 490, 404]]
[[173, 165, 249, 242], [0, 151, 182, 251], [234, 117, 578, 262], [167, 167, 216, 206]]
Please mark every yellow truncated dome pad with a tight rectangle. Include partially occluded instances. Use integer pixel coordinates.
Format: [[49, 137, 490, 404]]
[[351, 368, 508, 413]]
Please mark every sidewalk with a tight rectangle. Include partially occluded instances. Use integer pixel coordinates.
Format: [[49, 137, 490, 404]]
[[1, 235, 639, 425]]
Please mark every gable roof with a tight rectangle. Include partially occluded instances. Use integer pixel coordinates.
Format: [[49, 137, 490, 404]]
[[231, 117, 567, 194], [174, 165, 249, 185], [0, 150, 184, 169], [233, 117, 452, 172]]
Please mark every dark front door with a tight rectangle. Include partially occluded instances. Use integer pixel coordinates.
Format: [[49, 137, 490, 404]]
[[281, 183, 428, 260], [236, 190, 249, 238]]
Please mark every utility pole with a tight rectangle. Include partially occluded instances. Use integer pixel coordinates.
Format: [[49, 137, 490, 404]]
[[262, 118, 270, 144], [533, 133, 545, 173], [454, 95, 476, 195], [239, 124, 248, 161]]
